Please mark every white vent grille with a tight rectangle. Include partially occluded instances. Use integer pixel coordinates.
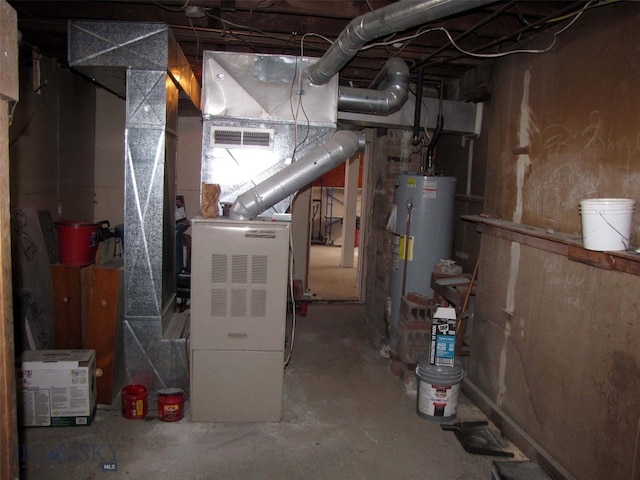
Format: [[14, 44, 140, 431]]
[[211, 254, 227, 283], [231, 289, 247, 317], [232, 255, 248, 283], [210, 288, 227, 315], [251, 289, 267, 317], [209, 252, 270, 318], [212, 127, 273, 149], [252, 256, 268, 284], [214, 129, 242, 145]]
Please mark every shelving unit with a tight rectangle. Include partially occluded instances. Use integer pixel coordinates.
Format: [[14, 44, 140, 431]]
[[323, 187, 343, 244]]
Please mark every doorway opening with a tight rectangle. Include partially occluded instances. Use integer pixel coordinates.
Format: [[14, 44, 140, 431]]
[[308, 155, 363, 301]]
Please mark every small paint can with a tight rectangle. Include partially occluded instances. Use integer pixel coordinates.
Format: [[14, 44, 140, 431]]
[[157, 387, 184, 422], [121, 384, 148, 419]]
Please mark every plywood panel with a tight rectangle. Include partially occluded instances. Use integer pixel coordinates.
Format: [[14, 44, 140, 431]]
[[471, 5, 640, 477]]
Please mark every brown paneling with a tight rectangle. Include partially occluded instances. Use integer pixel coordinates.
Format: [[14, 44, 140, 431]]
[[471, 3, 640, 479]]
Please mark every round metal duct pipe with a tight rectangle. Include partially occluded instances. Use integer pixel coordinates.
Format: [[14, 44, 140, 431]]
[[308, 0, 495, 86], [338, 57, 409, 115], [229, 130, 366, 220]]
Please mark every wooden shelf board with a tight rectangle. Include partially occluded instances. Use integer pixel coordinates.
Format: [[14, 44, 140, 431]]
[[462, 215, 640, 276]]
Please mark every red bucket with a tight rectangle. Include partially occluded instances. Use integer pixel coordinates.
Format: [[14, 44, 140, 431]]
[[157, 388, 184, 422], [121, 384, 148, 419], [55, 220, 100, 266]]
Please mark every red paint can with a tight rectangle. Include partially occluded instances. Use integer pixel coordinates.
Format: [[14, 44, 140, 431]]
[[121, 384, 148, 419], [157, 388, 184, 422]]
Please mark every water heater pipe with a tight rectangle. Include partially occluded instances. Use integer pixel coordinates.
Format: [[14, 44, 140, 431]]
[[401, 201, 413, 298], [229, 130, 366, 220]]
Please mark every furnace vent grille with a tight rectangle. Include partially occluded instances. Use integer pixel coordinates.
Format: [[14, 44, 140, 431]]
[[209, 252, 269, 318], [212, 127, 273, 149]]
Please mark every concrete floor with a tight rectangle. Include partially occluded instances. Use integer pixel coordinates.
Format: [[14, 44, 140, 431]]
[[19, 303, 522, 479], [308, 245, 358, 301]]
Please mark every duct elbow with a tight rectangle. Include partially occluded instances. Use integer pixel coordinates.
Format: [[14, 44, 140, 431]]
[[229, 197, 254, 221], [386, 84, 408, 112], [337, 57, 409, 115]]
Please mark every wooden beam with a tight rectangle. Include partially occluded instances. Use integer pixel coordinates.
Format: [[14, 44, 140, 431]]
[[0, 1, 19, 479]]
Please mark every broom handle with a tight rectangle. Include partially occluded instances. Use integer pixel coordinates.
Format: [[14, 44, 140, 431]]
[[461, 257, 479, 313]]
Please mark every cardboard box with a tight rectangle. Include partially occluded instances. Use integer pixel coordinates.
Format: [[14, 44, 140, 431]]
[[430, 307, 457, 366], [17, 350, 97, 427]]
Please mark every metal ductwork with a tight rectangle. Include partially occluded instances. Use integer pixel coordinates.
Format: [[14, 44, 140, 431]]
[[229, 130, 366, 220], [338, 57, 409, 115], [309, 0, 495, 86], [69, 21, 201, 393], [213, 0, 496, 220]]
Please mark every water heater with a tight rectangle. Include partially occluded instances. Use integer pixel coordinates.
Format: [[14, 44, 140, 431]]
[[389, 174, 456, 350]]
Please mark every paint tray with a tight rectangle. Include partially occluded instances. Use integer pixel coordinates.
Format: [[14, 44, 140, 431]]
[[440, 421, 514, 457]]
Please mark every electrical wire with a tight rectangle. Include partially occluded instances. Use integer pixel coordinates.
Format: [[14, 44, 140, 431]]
[[284, 227, 296, 367], [436, 0, 594, 59], [140, 0, 612, 73], [289, 55, 309, 163], [204, 9, 284, 43], [301, 32, 334, 48], [361, 0, 600, 59], [288, 34, 329, 162], [188, 17, 200, 64]]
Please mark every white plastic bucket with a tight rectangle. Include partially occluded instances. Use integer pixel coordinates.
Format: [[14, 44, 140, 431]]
[[579, 198, 635, 251], [416, 355, 465, 421]]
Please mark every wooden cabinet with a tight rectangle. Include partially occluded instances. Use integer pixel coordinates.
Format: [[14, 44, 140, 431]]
[[51, 264, 93, 349], [85, 265, 124, 405], [51, 262, 124, 405]]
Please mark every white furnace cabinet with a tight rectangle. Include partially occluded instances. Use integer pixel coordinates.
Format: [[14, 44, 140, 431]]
[[190, 218, 290, 422]]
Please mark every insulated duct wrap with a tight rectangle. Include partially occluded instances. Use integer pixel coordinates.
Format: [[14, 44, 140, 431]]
[[229, 130, 366, 220]]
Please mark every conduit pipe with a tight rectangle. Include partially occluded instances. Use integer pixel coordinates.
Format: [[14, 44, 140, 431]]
[[308, 0, 495, 86], [337, 57, 409, 115], [229, 130, 366, 220]]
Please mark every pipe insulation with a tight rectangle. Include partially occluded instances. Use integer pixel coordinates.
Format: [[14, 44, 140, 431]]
[[229, 130, 366, 220], [308, 0, 495, 86], [338, 57, 409, 115]]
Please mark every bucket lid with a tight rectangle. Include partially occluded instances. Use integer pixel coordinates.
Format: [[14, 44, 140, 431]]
[[580, 198, 635, 208], [158, 387, 184, 396], [122, 384, 148, 395], [415, 354, 465, 380], [55, 219, 100, 228]]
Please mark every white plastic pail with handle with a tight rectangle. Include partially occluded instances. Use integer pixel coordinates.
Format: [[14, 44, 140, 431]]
[[579, 198, 635, 251]]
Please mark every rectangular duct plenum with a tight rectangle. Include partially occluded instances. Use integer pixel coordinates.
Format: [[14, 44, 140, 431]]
[[200, 51, 338, 216]]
